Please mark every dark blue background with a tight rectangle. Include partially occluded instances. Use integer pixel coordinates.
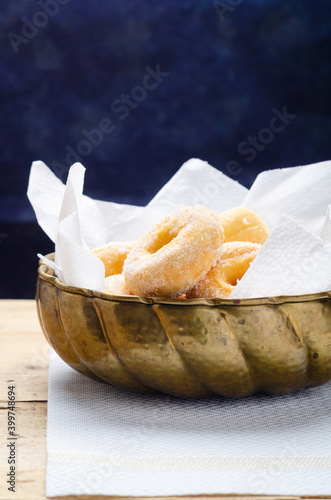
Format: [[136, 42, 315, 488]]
[[1, 0, 331, 297]]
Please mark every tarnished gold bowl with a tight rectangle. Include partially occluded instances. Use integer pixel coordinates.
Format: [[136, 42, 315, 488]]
[[37, 255, 331, 399]]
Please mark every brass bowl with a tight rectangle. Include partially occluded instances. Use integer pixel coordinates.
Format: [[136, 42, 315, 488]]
[[37, 254, 331, 399]]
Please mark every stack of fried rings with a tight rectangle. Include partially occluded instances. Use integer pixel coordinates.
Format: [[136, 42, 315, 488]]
[[91, 206, 269, 299]]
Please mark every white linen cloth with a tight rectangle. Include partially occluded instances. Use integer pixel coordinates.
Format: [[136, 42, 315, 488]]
[[46, 350, 331, 497]]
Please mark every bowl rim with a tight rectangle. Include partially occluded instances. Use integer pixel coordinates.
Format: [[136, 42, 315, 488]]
[[38, 253, 331, 307]]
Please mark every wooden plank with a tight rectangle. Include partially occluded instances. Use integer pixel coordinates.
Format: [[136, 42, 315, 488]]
[[52, 497, 302, 500], [0, 301, 48, 499], [0, 301, 328, 499], [0, 402, 47, 500], [0, 300, 49, 402], [0, 300, 40, 334]]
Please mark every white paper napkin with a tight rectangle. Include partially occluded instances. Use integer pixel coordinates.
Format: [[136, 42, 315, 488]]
[[46, 349, 331, 497], [91, 158, 248, 242], [242, 159, 331, 235], [147, 157, 248, 213], [230, 216, 331, 299], [27, 159, 145, 247], [321, 204, 331, 243]]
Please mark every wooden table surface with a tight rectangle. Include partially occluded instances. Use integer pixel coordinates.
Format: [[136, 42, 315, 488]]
[[0, 300, 327, 500]]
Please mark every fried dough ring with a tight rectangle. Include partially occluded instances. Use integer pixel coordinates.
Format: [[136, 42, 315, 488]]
[[123, 206, 224, 297], [92, 241, 135, 277], [219, 207, 269, 244], [187, 241, 261, 299], [104, 274, 132, 295]]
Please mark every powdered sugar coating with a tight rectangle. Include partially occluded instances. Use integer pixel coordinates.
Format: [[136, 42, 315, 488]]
[[123, 206, 224, 297], [91, 241, 135, 277], [218, 207, 269, 244], [104, 274, 133, 295], [187, 241, 261, 299]]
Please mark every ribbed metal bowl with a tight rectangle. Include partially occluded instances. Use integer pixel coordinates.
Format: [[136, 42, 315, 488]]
[[36, 255, 331, 398]]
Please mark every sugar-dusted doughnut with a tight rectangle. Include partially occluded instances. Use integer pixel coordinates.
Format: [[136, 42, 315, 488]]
[[187, 241, 261, 299], [219, 207, 269, 244], [123, 206, 224, 297], [91, 241, 135, 277], [104, 274, 133, 295]]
